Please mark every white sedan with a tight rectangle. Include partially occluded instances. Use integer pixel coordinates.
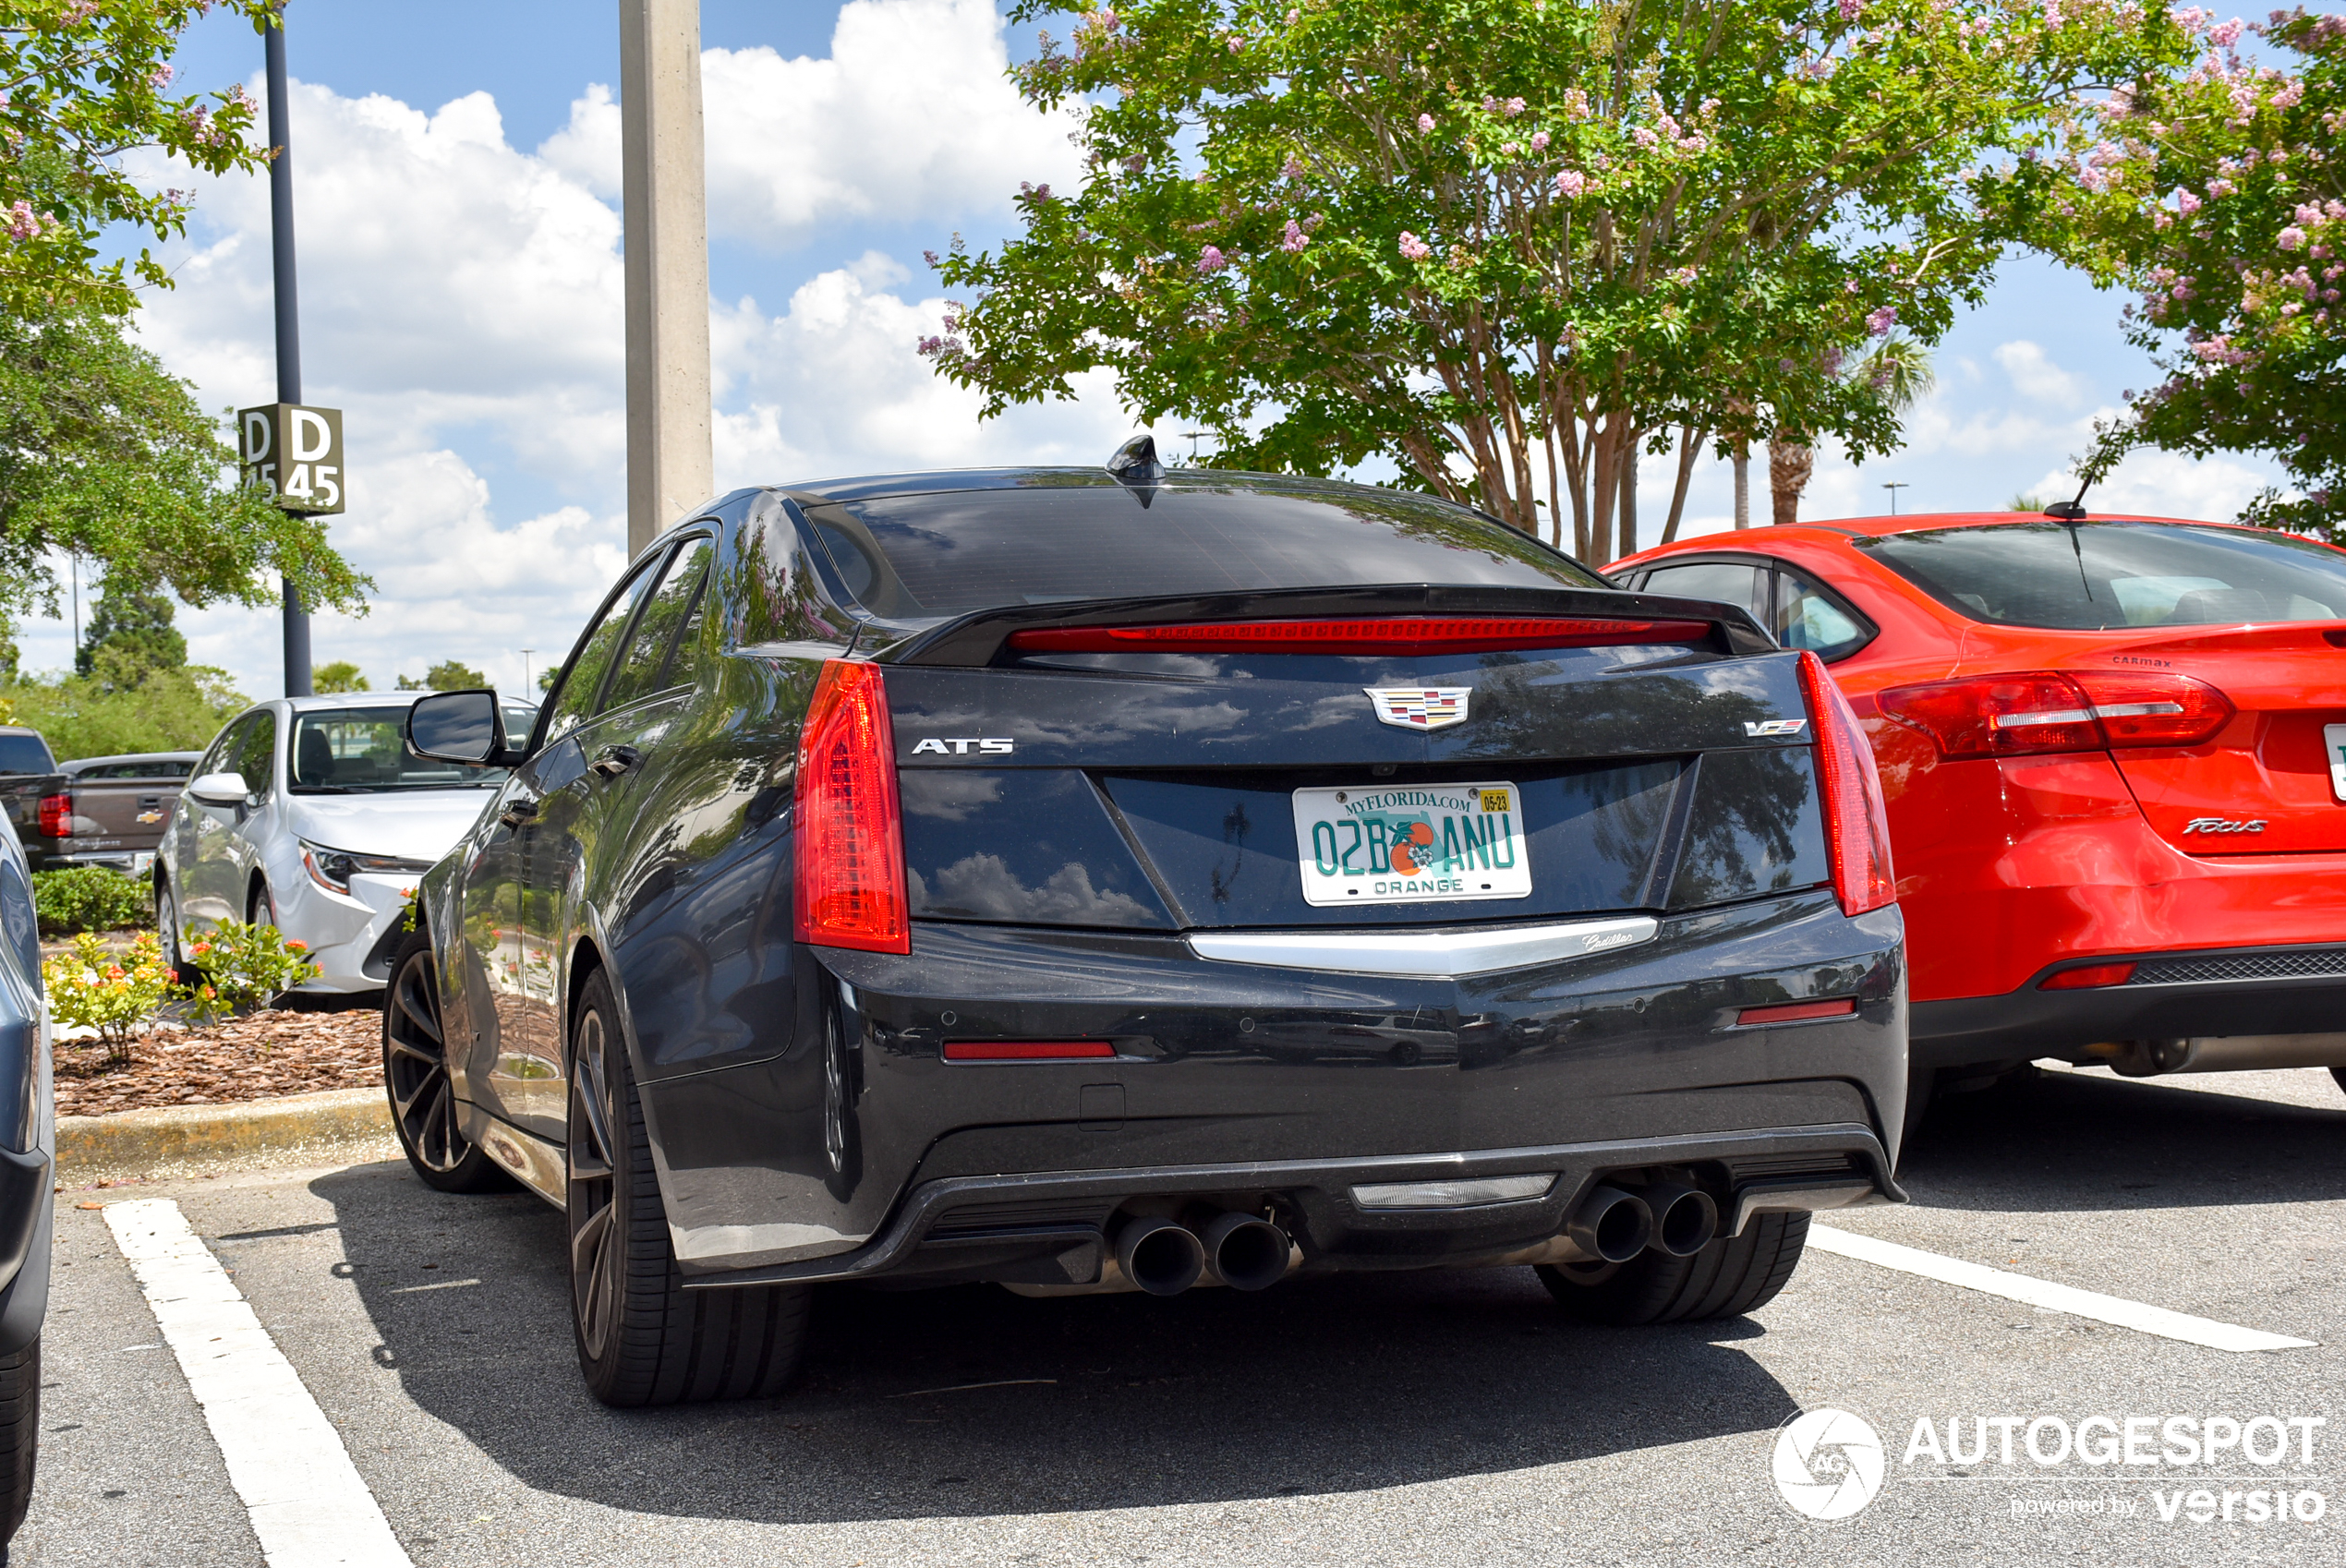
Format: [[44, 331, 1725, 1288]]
[[157, 692, 537, 994]]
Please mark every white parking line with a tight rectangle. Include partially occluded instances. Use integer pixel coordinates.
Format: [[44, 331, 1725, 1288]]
[[103, 1199, 413, 1568], [1808, 1224, 2317, 1354]]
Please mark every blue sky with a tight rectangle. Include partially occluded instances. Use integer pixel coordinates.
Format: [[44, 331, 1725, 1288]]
[[13, 1, 2292, 701]]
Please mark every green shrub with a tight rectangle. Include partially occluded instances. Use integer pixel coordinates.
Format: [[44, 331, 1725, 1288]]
[[180, 918, 320, 1019], [30, 866, 152, 935]]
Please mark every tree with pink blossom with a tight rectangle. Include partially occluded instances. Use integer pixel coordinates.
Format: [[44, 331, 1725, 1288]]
[[928, 0, 2191, 561], [2030, 8, 2346, 537], [1, 2, 283, 318]]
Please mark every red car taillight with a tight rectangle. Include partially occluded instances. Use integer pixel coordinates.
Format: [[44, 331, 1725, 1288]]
[[36, 793, 70, 838], [1798, 652, 1897, 916], [1878, 670, 2232, 758], [2041, 960, 2138, 990], [1005, 616, 1711, 656], [792, 659, 909, 954]]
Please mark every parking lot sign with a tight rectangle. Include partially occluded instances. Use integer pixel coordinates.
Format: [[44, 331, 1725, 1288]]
[[237, 402, 345, 515]]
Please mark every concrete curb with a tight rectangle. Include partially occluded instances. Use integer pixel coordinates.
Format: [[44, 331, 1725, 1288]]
[[57, 1086, 397, 1181]]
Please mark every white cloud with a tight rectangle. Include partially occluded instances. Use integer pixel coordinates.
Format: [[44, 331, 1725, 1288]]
[[541, 0, 1084, 250], [1991, 340, 2090, 407]]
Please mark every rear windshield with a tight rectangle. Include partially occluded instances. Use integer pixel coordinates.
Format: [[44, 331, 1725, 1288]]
[[0, 735, 54, 776], [1862, 521, 2346, 631], [290, 707, 534, 793], [791, 482, 1603, 617], [70, 759, 194, 780]]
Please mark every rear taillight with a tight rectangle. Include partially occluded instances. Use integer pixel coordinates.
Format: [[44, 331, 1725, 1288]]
[[1878, 670, 2232, 759], [1797, 652, 1896, 916], [792, 659, 909, 954], [1005, 616, 1711, 656], [942, 1040, 1117, 1061], [36, 793, 69, 838]]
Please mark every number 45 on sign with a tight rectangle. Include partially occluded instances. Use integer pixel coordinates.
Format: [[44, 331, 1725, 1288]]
[[238, 402, 345, 515]]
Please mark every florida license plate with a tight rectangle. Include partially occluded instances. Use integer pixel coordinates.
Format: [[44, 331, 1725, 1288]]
[[1291, 781, 1532, 907]]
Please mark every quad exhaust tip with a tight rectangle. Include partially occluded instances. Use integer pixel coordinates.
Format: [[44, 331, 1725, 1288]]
[[1566, 1184, 1653, 1263], [1115, 1215, 1207, 1297], [1631, 1181, 1720, 1258], [1200, 1212, 1290, 1291]]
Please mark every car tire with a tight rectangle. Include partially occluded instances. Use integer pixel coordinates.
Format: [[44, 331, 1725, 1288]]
[[567, 967, 809, 1407], [1536, 1212, 1810, 1325], [155, 877, 194, 986], [382, 930, 513, 1195], [0, 1337, 37, 1550]]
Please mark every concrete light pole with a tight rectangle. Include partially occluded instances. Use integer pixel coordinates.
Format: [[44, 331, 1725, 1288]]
[[265, 9, 311, 696], [619, 0, 713, 559]]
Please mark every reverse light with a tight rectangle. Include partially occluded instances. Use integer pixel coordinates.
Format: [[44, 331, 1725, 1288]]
[[35, 793, 69, 838], [1878, 670, 2233, 759], [942, 1040, 1117, 1061], [793, 658, 910, 954], [1797, 651, 1897, 916], [1005, 616, 1711, 656], [2040, 961, 2138, 990]]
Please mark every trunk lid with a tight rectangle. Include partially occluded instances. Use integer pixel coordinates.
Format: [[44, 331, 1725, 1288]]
[[877, 587, 1830, 931], [2075, 622, 2346, 854]]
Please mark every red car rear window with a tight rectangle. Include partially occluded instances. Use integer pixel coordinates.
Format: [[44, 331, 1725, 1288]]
[[1860, 521, 2346, 631]]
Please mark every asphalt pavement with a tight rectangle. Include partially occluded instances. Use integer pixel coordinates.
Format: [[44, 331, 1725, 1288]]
[[18, 1061, 2346, 1566]]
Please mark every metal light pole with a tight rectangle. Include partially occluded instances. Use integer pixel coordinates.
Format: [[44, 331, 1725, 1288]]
[[265, 8, 311, 696], [1882, 481, 1910, 517], [620, 0, 713, 557]]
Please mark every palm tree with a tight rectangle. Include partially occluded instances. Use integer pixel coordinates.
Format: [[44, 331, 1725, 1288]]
[[1770, 338, 1936, 524]]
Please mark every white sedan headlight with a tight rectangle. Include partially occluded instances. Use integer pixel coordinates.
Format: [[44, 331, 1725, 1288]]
[[300, 840, 436, 895]]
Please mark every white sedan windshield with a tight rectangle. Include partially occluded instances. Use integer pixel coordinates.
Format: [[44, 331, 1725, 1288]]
[[289, 706, 536, 794]]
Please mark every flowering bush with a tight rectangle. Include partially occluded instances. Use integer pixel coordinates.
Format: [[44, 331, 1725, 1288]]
[[179, 918, 320, 1022], [2029, 8, 2346, 537], [929, 0, 2190, 561], [43, 932, 173, 1059]]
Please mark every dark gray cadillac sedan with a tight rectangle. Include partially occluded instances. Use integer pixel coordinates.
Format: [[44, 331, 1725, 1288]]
[[385, 445, 1907, 1406]]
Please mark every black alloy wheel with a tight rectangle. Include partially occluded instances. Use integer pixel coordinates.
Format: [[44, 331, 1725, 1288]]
[[566, 966, 810, 1407], [382, 929, 512, 1194], [1538, 1212, 1810, 1325]]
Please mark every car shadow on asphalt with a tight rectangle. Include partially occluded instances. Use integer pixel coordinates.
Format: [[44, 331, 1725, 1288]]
[[308, 1163, 1799, 1524], [1898, 1065, 2346, 1213]]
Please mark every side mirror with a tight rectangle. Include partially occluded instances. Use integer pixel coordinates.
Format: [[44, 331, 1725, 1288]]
[[187, 771, 251, 806], [405, 690, 514, 766]]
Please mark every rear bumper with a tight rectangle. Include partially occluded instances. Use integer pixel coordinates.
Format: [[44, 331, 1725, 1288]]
[[1913, 941, 2346, 1070], [682, 1124, 1902, 1289], [639, 889, 1909, 1279]]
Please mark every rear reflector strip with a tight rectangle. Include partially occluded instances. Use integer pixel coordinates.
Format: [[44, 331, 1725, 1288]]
[[1005, 616, 1711, 656], [2040, 961, 2138, 991], [1735, 998, 1859, 1027], [942, 1040, 1117, 1062]]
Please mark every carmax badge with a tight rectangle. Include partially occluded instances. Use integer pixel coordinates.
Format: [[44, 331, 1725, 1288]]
[[1364, 687, 1471, 730]]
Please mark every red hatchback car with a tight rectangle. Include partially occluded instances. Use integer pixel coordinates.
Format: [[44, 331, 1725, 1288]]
[[1615, 510, 2346, 1122]]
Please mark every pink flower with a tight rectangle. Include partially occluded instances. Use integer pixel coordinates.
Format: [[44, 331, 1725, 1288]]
[[1196, 245, 1227, 273], [1866, 305, 1898, 335], [1839, 0, 1862, 17], [1502, 141, 1521, 157], [1530, 130, 1550, 152], [1416, 113, 1435, 132], [1554, 169, 1587, 199], [1631, 127, 1658, 149], [1280, 219, 1307, 252], [2209, 17, 2244, 48], [5, 200, 42, 240], [1397, 232, 1432, 260], [150, 63, 175, 90], [1281, 154, 1305, 179], [2279, 225, 2308, 249], [2297, 202, 2323, 224], [1504, 97, 1525, 117]]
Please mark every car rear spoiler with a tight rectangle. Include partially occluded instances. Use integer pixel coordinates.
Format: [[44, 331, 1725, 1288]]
[[872, 584, 1776, 668]]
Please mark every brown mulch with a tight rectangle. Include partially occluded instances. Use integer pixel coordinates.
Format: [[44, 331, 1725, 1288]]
[[54, 1006, 383, 1118]]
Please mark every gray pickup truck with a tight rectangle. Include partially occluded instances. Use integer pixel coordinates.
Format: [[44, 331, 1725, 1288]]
[[0, 736, 202, 874]]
